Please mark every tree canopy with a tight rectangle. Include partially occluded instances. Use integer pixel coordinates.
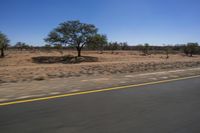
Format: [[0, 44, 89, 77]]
[[86, 34, 107, 51], [184, 43, 199, 56], [45, 20, 98, 56]]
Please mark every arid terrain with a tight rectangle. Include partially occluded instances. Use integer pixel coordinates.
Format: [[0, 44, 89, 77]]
[[1, 50, 200, 84]]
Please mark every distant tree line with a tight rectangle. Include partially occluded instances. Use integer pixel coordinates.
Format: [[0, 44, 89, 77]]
[[3, 39, 200, 58], [10, 41, 200, 57], [1, 20, 200, 58], [14, 42, 34, 50]]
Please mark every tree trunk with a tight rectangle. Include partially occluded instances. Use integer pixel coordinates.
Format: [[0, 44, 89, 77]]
[[76, 43, 85, 57], [1, 48, 4, 57], [77, 48, 81, 57]]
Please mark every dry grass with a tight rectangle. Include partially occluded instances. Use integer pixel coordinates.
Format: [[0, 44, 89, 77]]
[[0, 50, 200, 83]]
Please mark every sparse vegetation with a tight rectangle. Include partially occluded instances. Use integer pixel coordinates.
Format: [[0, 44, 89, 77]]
[[2, 20, 198, 58], [1, 19, 200, 84], [1, 50, 200, 84]]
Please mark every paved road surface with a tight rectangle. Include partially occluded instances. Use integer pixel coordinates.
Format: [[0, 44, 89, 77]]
[[0, 77, 200, 133]]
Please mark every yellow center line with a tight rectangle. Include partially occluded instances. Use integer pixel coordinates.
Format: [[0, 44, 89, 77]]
[[0, 75, 200, 107]]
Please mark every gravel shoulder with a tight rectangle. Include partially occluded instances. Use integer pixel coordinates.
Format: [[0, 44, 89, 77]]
[[0, 67, 200, 103]]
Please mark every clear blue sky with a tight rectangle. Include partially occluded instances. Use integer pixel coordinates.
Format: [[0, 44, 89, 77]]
[[0, 0, 200, 46]]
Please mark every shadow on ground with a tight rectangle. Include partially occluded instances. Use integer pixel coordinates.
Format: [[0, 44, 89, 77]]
[[32, 55, 98, 64]]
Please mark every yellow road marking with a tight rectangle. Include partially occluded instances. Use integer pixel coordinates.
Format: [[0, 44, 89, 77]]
[[0, 75, 200, 107]]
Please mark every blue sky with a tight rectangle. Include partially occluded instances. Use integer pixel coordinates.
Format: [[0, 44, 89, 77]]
[[0, 0, 200, 45]]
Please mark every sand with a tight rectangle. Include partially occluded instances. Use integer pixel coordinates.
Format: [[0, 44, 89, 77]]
[[0, 50, 200, 84]]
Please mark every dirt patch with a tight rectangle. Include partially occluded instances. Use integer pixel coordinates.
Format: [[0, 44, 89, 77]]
[[32, 55, 98, 64]]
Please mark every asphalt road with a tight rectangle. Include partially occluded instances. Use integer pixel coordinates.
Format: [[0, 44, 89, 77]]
[[0, 77, 200, 133]]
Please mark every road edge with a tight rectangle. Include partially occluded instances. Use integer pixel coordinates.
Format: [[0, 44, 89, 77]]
[[0, 74, 200, 107]]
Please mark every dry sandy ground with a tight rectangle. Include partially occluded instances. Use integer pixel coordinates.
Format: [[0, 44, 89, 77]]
[[0, 50, 200, 84], [1, 66, 200, 102]]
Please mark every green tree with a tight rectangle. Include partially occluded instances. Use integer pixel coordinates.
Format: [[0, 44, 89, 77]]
[[183, 43, 199, 57], [87, 34, 107, 53], [0, 32, 10, 57], [187, 43, 198, 57], [45, 20, 98, 57]]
